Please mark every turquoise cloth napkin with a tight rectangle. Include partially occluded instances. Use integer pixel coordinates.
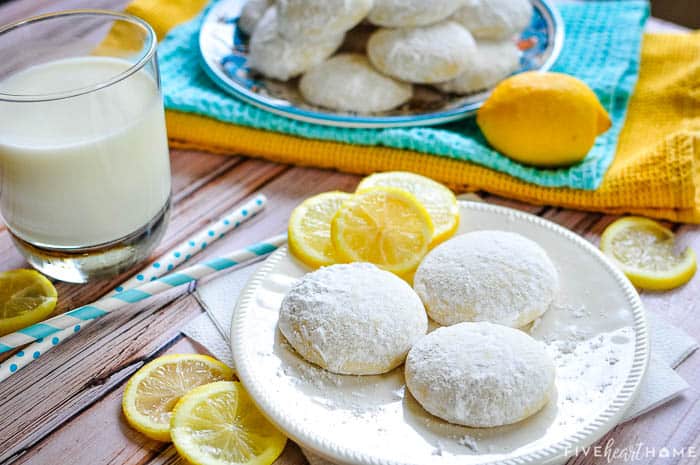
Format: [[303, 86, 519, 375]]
[[158, 1, 649, 190]]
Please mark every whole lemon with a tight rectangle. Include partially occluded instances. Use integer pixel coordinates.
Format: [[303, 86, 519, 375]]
[[476, 71, 612, 167]]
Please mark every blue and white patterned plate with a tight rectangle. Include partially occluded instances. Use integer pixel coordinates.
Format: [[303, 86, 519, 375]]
[[198, 0, 564, 129]]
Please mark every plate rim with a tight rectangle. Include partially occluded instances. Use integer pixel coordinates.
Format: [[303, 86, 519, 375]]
[[198, 0, 565, 129], [231, 201, 649, 465]]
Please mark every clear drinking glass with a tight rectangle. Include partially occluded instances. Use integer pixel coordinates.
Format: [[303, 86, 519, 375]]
[[0, 10, 171, 283]]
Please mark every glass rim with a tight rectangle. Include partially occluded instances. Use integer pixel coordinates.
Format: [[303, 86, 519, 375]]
[[0, 9, 157, 103]]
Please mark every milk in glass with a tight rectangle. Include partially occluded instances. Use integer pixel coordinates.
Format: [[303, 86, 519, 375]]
[[0, 56, 171, 248]]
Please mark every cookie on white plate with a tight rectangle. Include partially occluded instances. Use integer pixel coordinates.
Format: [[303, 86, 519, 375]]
[[367, 21, 477, 84], [277, 0, 374, 39], [300, 54, 413, 113], [238, 0, 273, 35], [405, 322, 556, 427], [436, 40, 521, 94], [452, 0, 533, 40], [368, 0, 464, 28], [279, 263, 428, 375], [413, 230, 559, 328], [249, 7, 344, 81]]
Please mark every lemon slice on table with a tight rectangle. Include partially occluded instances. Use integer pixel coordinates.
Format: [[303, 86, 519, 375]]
[[600, 217, 697, 291], [357, 171, 459, 246], [0, 269, 57, 336], [288, 191, 353, 268], [122, 354, 234, 441], [171, 381, 287, 465], [331, 187, 434, 275]]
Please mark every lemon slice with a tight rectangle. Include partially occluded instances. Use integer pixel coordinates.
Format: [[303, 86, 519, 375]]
[[357, 171, 459, 246], [288, 191, 353, 268], [0, 269, 57, 336], [600, 217, 697, 291], [171, 381, 287, 465], [331, 187, 434, 275], [122, 354, 234, 441]]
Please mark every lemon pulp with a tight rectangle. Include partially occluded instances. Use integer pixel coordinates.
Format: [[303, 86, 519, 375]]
[[331, 186, 434, 275], [170, 381, 287, 465], [357, 171, 459, 246], [288, 191, 353, 268], [0, 269, 57, 336], [600, 217, 697, 291], [122, 354, 234, 441]]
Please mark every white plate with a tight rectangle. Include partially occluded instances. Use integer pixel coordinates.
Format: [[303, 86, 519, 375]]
[[231, 202, 649, 465]]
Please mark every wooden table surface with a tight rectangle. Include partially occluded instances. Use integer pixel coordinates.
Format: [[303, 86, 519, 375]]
[[0, 1, 698, 464]]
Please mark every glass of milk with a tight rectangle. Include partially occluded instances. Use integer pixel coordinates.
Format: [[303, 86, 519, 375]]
[[0, 11, 171, 283]]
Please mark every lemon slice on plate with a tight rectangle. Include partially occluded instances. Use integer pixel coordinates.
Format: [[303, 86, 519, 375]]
[[331, 186, 434, 275], [288, 191, 353, 268], [600, 217, 697, 291], [0, 269, 57, 336], [122, 354, 234, 441], [171, 381, 287, 465], [357, 171, 459, 246]]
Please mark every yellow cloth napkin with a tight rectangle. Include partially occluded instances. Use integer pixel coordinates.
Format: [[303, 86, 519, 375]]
[[130, 0, 700, 223]]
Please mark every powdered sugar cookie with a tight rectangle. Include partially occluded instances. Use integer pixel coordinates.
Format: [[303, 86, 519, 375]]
[[238, 0, 272, 35], [277, 0, 374, 39], [436, 40, 521, 94], [279, 263, 428, 375], [300, 54, 413, 113], [405, 322, 555, 427], [413, 230, 559, 327], [367, 21, 477, 84], [452, 0, 533, 40], [249, 7, 344, 81], [368, 0, 464, 28]]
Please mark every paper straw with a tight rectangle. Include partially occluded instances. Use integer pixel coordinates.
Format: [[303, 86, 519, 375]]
[[0, 234, 287, 381], [0, 195, 267, 382], [111, 194, 267, 294], [0, 325, 84, 382]]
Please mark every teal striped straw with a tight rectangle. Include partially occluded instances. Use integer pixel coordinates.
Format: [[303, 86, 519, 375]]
[[0, 234, 287, 358]]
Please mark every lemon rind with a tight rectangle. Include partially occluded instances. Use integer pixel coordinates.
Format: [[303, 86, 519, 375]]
[[0, 269, 57, 336], [122, 354, 233, 442], [170, 381, 287, 465], [356, 172, 458, 247], [600, 217, 697, 291], [288, 191, 353, 269], [331, 186, 434, 275]]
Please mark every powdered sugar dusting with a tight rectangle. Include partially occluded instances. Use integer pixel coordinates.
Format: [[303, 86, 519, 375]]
[[452, 0, 533, 40], [368, 0, 464, 27], [279, 263, 428, 375], [299, 54, 413, 113], [414, 230, 560, 327], [367, 21, 477, 83], [277, 0, 373, 39], [405, 322, 556, 427], [249, 7, 344, 81]]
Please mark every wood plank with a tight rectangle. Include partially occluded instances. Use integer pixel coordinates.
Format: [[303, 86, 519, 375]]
[[169, 166, 361, 262], [12, 330, 310, 465], [9, 338, 200, 465], [169, 150, 242, 204], [479, 193, 548, 215], [0, 293, 202, 463]]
